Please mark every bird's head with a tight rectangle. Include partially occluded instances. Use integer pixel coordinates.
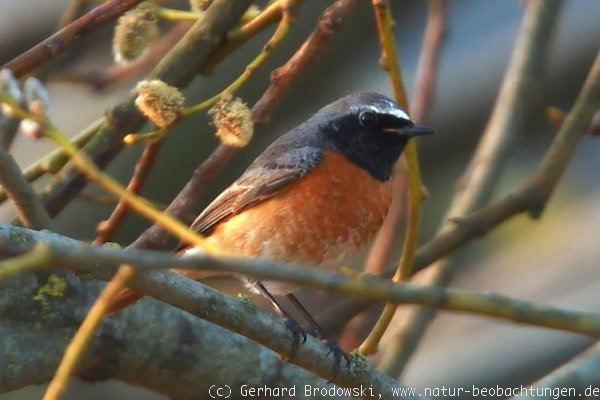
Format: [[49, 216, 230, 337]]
[[314, 92, 434, 181]]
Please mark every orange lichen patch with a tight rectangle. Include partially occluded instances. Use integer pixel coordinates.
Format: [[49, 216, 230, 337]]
[[192, 151, 392, 282]]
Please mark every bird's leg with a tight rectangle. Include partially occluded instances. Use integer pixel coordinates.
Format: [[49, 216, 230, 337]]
[[286, 293, 350, 381], [254, 282, 307, 358]]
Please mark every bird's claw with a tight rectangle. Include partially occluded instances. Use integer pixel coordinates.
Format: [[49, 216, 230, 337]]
[[283, 317, 307, 358], [323, 339, 350, 382]]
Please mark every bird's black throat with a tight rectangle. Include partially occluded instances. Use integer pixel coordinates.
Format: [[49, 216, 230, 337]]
[[322, 115, 410, 182]]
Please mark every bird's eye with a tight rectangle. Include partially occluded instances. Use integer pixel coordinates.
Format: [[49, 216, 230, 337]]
[[359, 111, 378, 128]]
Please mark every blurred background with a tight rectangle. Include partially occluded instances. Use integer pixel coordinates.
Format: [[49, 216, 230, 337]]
[[1, 0, 599, 398]]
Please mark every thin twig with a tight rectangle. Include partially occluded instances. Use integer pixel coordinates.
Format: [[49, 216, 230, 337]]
[[94, 141, 162, 244], [411, 0, 447, 124], [354, 0, 447, 352], [132, 143, 235, 249], [0, 243, 50, 281], [42, 264, 136, 400], [0, 118, 103, 206], [358, 0, 426, 355], [2, 0, 145, 77], [370, 0, 450, 373], [0, 144, 52, 229], [252, 0, 361, 123]]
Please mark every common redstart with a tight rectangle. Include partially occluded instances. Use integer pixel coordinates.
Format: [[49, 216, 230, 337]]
[[110, 92, 434, 373]]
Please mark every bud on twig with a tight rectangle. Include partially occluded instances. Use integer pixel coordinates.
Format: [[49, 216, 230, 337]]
[[24, 77, 51, 117], [591, 111, 600, 137], [0, 69, 23, 117], [209, 95, 253, 148], [113, 2, 159, 64], [135, 80, 184, 128], [18, 119, 43, 140]]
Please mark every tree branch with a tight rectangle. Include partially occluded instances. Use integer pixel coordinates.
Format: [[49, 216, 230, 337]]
[[94, 141, 162, 244], [0, 145, 52, 229], [252, 0, 361, 123], [413, 49, 600, 271], [0, 273, 353, 399], [2, 0, 145, 77], [508, 342, 600, 400], [359, 0, 426, 355], [3, 224, 600, 341]]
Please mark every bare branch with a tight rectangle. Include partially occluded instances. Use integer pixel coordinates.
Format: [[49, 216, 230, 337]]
[[413, 49, 600, 271], [252, 0, 361, 123], [95, 142, 162, 244], [2, 0, 145, 77], [380, 0, 564, 376], [508, 343, 600, 400], [0, 145, 52, 229], [3, 224, 600, 341], [0, 274, 350, 399]]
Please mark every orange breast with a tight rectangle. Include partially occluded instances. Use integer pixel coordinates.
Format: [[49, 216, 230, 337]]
[[205, 150, 393, 269]]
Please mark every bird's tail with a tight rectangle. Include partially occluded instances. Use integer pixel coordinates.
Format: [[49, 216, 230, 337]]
[[105, 288, 144, 314]]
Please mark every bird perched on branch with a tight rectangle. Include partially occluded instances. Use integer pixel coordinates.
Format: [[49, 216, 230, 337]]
[[108, 92, 434, 376]]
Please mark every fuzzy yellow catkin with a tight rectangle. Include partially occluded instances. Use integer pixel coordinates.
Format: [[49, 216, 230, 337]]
[[113, 2, 159, 64], [135, 80, 185, 128], [209, 95, 253, 148]]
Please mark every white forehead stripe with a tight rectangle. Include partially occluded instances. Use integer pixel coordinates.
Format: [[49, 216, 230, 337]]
[[369, 104, 411, 121], [389, 108, 410, 121]]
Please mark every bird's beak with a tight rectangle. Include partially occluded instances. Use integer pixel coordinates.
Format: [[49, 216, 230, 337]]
[[402, 124, 435, 137], [383, 124, 435, 137]]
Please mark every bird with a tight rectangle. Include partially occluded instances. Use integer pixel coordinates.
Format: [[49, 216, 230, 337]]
[[108, 92, 434, 375]]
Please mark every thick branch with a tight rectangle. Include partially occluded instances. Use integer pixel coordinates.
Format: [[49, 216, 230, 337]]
[[3, 224, 600, 341], [0, 146, 52, 229], [509, 343, 600, 400], [0, 274, 349, 399], [0, 224, 418, 400]]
